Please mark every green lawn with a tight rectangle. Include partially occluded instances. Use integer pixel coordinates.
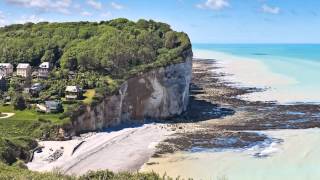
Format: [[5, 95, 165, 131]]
[[83, 89, 96, 105], [0, 105, 66, 139], [0, 105, 63, 123]]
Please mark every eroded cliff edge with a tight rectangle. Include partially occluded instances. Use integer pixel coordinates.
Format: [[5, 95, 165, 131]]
[[63, 50, 193, 136]]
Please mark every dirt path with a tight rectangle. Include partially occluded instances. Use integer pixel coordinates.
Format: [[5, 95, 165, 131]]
[[0, 113, 15, 119]]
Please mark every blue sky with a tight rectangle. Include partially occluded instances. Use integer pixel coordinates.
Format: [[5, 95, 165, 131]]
[[0, 0, 319, 43]]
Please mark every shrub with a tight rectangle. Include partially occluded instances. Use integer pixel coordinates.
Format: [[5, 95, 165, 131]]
[[12, 95, 26, 110]]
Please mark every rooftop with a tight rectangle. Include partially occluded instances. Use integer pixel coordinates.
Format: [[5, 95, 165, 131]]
[[0, 63, 13, 68], [66, 86, 80, 93], [45, 101, 62, 109], [17, 63, 31, 69], [39, 62, 50, 69], [31, 83, 42, 91]]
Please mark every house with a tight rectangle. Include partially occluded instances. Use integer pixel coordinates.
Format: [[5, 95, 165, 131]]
[[0, 76, 7, 91], [17, 63, 32, 78], [45, 101, 63, 113], [0, 63, 14, 77], [65, 86, 81, 100], [38, 62, 50, 78], [30, 83, 43, 96], [37, 101, 63, 113]]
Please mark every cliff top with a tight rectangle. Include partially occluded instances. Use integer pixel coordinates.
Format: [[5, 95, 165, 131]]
[[0, 18, 191, 74]]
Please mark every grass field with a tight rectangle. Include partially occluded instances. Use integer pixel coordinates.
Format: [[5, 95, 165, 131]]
[[0, 105, 66, 138]]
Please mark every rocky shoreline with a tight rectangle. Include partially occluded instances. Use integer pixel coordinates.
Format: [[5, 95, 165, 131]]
[[152, 58, 320, 156]]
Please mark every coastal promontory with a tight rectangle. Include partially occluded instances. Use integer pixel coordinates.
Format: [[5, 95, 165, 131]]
[[0, 18, 192, 173]]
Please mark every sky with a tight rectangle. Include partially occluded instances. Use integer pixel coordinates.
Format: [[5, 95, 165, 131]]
[[0, 0, 319, 43]]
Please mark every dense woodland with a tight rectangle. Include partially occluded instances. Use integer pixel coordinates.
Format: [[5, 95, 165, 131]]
[[0, 18, 191, 101], [0, 18, 190, 75]]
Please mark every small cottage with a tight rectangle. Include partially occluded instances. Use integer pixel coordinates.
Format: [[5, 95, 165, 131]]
[[0, 76, 7, 91], [38, 62, 50, 78], [45, 101, 63, 113], [65, 86, 81, 100], [30, 83, 43, 96], [17, 63, 32, 78], [0, 63, 14, 77]]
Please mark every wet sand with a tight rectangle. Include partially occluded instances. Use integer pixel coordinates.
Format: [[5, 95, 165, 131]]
[[141, 128, 320, 180]]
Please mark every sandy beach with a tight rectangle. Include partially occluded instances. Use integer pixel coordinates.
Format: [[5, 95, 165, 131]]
[[27, 123, 171, 175], [193, 49, 320, 104], [193, 49, 298, 88]]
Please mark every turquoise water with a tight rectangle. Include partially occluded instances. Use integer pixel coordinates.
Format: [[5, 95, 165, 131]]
[[193, 44, 320, 61], [193, 44, 320, 103]]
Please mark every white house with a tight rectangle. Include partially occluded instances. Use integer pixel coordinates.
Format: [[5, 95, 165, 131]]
[[0, 63, 14, 77], [17, 63, 32, 78], [65, 86, 81, 100], [38, 62, 50, 78]]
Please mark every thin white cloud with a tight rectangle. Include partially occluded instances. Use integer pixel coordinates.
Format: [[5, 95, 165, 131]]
[[86, 0, 102, 10], [4, 0, 73, 14], [81, 11, 92, 16], [110, 2, 124, 10], [197, 0, 229, 10], [16, 14, 44, 24], [262, 4, 280, 14]]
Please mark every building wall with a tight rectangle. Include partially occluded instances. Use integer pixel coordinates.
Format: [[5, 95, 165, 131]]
[[0, 67, 13, 77], [17, 67, 31, 77]]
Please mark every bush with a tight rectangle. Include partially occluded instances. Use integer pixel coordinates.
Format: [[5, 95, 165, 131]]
[[12, 95, 26, 110], [12, 160, 28, 169], [0, 137, 37, 164]]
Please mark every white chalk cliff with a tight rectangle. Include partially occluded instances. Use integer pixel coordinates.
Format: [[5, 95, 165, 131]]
[[62, 50, 193, 136]]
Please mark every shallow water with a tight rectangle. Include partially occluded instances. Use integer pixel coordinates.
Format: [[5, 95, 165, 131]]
[[141, 128, 320, 180], [193, 44, 320, 104]]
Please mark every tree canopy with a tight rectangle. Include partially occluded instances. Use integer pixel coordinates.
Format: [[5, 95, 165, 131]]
[[0, 18, 191, 78]]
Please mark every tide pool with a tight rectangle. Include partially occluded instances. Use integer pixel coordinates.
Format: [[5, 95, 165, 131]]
[[193, 44, 320, 104]]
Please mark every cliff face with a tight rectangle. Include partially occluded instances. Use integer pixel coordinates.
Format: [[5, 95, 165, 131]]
[[64, 51, 193, 136]]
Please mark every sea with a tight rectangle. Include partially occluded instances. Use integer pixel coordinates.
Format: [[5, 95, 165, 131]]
[[141, 44, 320, 180]]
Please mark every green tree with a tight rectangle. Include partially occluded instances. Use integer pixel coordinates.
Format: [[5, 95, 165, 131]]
[[164, 31, 178, 49]]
